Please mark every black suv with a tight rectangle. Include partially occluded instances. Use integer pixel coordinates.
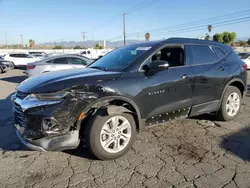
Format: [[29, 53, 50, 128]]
[[12, 38, 247, 160]]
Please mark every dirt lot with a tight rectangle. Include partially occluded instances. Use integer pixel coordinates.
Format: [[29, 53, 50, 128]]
[[0, 69, 250, 188]]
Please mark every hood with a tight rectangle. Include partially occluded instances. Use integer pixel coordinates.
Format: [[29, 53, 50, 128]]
[[17, 68, 121, 93]]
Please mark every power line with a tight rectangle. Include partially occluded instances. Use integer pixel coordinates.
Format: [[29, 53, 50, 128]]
[[150, 16, 250, 36], [150, 17, 250, 37], [127, 9, 250, 35], [90, 0, 160, 33]]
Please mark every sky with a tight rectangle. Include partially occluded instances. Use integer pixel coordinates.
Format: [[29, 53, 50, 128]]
[[0, 0, 249, 45]]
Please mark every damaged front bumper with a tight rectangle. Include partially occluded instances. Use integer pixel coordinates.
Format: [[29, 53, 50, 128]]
[[16, 124, 79, 151], [12, 92, 82, 151]]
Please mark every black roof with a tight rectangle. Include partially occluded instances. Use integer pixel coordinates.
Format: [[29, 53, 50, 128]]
[[127, 37, 232, 53]]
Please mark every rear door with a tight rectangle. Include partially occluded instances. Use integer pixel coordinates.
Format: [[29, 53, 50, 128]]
[[187, 44, 228, 114], [68, 57, 87, 68]]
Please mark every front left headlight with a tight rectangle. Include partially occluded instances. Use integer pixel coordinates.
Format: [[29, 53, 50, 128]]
[[25, 91, 69, 101]]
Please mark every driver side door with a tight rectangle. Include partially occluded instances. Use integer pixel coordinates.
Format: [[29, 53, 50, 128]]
[[135, 45, 194, 124]]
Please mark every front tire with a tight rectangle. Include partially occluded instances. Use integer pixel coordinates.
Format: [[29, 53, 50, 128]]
[[85, 111, 136, 160], [216, 86, 242, 121]]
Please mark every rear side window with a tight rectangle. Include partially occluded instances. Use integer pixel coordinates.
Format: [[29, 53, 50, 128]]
[[68, 57, 87, 65], [190, 45, 218, 65], [53, 58, 68, 64], [212, 47, 225, 58]]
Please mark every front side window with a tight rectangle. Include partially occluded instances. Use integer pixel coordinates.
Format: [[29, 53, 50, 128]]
[[68, 57, 87, 65], [89, 46, 148, 71], [190, 45, 218, 65], [53, 57, 68, 64], [149, 46, 185, 68]]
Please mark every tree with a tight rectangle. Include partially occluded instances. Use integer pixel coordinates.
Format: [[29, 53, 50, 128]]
[[53, 45, 63, 49], [94, 44, 104, 49], [29, 39, 35, 48], [239, 41, 248, 47], [145, 33, 150, 41], [212, 32, 237, 44], [213, 33, 223, 42], [247, 38, 250, 45], [208, 25, 212, 32], [73, 45, 83, 49]]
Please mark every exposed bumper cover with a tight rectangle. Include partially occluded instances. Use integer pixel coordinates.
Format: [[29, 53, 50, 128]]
[[16, 128, 80, 151]]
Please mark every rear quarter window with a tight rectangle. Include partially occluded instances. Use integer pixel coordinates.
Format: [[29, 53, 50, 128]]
[[190, 45, 219, 65]]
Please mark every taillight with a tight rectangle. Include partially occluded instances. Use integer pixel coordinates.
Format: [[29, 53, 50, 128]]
[[27, 65, 36, 69], [242, 63, 247, 70]]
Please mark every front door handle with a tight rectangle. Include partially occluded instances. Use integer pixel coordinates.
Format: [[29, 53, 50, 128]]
[[182, 74, 190, 79]]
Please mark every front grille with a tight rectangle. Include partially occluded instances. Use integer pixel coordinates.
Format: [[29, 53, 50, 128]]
[[16, 91, 28, 100], [13, 102, 27, 127]]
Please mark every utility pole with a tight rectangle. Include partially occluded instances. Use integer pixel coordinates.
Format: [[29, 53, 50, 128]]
[[81, 32, 86, 48], [20, 34, 23, 48], [5, 32, 8, 49], [123, 13, 126, 46]]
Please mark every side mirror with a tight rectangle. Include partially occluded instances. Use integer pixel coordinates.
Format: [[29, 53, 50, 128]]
[[148, 60, 169, 71]]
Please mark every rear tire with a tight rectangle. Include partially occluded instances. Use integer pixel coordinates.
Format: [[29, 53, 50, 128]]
[[85, 111, 136, 160], [216, 86, 242, 121], [0, 67, 3, 73]]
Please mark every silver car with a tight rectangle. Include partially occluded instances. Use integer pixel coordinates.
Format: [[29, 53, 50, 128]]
[[26, 54, 93, 77]]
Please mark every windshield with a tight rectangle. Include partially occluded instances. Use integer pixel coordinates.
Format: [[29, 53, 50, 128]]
[[88, 46, 148, 71]]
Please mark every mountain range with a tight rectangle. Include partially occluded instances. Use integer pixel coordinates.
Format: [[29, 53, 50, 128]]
[[38, 40, 142, 48], [38, 37, 249, 48]]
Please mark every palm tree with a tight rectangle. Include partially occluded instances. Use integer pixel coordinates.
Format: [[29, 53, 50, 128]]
[[208, 25, 212, 33], [145, 33, 150, 41], [29, 39, 35, 49]]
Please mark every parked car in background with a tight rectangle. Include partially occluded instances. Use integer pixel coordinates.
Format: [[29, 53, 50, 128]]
[[0, 62, 7, 73], [239, 52, 250, 69], [3, 53, 41, 68], [0, 60, 15, 70], [28, 51, 47, 58], [12, 38, 247, 160], [26, 54, 93, 77], [79, 49, 112, 60]]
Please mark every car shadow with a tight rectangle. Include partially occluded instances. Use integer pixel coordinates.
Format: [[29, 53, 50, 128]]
[[0, 76, 27, 84], [0, 93, 28, 151], [64, 146, 94, 160], [220, 127, 250, 162]]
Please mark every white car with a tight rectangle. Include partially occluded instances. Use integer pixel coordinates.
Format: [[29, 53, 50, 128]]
[[3, 53, 41, 68], [239, 53, 250, 69], [26, 54, 93, 77]]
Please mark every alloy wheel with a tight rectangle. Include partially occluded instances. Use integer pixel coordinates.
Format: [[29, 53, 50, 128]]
[[100, 116, 132, 153]]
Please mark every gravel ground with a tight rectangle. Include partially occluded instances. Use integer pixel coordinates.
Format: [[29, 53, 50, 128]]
[[0, 69, 250, 188]]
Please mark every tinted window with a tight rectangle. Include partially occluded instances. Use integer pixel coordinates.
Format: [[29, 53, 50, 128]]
[[82, 51, 86, 54], [87, 51, 90, 54], [21, 54, 32, 58], [190, 45, 218, 65], [53, 58, 68, 64], [10, 54, 18, 57], [68, 57, 87, 65], [212, 47, 225, 58], [240, 54, 250, 60]]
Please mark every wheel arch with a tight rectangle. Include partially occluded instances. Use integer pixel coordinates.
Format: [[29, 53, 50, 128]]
[[220, 78, 246, 103], [77, 96, 145, 132]]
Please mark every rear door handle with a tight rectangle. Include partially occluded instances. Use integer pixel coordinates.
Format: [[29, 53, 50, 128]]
[[182, 74, 190, 79]]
